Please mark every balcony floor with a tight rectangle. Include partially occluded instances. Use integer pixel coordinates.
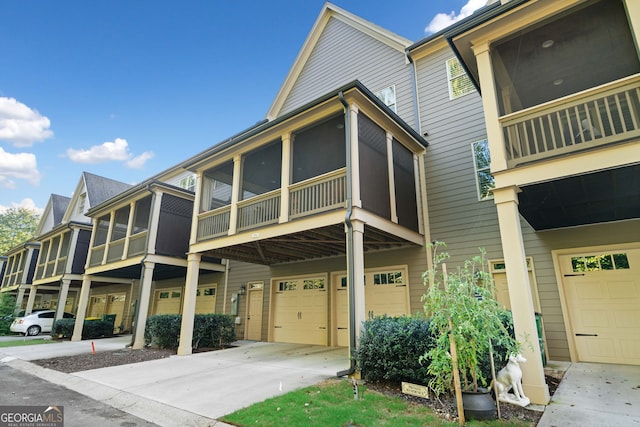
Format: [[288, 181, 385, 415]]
[[199, 223, 419, 265]]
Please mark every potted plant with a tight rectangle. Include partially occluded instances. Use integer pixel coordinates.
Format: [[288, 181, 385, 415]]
[[421, 242, 520, 422]]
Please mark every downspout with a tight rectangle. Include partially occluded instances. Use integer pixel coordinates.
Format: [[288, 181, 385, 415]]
[[337, 91, 357, 378], [405, 49, 422, 135], [129, 184, 155, 347]]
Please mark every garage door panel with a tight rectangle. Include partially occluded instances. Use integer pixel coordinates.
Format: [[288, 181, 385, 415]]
[[272, 277, 327, 346], [561, 248, 639, 365]]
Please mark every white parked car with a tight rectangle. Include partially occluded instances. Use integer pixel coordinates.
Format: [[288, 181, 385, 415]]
[[10, 310, 75, 336]]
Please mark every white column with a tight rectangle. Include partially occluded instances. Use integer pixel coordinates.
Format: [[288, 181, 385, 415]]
[[15, 287, 26, 314], [72, 276, 92, 341], [132, 261, 155, 349], [279, 134, 292, 223], [190, 171, 204, 245], [55, 279, 71, 320], [386, 132, 398, 223], [350, 104, 362, 208], [473, 42, 508, 172], [122, 201, 136, 259], [25, 285, 37, 314], [494, 186, 549, 405], [178, 253, 202, 356], [228, 155, 242, 235], [147, 193, 163, 255], [351, 220, 366, 344]]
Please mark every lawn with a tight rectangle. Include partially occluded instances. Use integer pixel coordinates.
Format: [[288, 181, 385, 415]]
[[0, 337, 55, 348], [220, 379, 534, 427]]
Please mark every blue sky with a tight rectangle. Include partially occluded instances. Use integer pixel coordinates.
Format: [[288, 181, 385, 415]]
[[0, 0, 485, 214]]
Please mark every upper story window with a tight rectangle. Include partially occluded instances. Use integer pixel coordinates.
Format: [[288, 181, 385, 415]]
[[292, 115, 346, 183], [111, 205, 131, 241], [446, 57, 475, 100], [93, 215, 110, 247], [241, 140, 282, 200], [375, 85, 397, 113], [472, 139, 494, 200], [179, 175, 196, 192], [202, 161, 234, 211], [132, 196, 152, 234], [77, 193, 86, 215]]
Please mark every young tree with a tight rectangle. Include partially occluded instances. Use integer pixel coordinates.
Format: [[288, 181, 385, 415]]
[[0, 207, 40, 254]]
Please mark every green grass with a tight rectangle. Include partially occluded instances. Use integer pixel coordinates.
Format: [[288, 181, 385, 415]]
[[221, 379, 534, 427], [0, 338, 55, 348]]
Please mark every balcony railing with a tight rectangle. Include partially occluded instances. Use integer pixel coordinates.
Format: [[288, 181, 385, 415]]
[[237, 190, 281, 232], [196, 168, 347, 243], [501, 74, 640, 168], [289, 168, 347, 219]]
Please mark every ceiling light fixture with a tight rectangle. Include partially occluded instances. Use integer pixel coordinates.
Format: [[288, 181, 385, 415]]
[[542, 39, 554, 48], [553, 78, 564, 86]]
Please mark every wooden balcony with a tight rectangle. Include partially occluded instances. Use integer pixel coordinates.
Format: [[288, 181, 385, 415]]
[[88, 230, 148, 267], [197, 168, 347, 243], [501, 74, 640, 168]]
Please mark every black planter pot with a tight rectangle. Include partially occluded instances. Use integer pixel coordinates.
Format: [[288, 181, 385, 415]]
[[462, 387, 497, 421]]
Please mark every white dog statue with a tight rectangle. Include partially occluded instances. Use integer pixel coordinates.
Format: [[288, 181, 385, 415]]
[[492, 353, 530, 407]]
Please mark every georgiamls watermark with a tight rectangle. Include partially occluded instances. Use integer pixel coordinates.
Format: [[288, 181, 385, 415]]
[[0, 406, 64, 427]]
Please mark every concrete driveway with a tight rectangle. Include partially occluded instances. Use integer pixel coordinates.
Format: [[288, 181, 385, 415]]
[[2, 338, 349, 425]]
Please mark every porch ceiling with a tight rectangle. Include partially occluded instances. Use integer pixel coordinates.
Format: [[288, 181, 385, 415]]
[[201, 224, 419, 265], [518, 164, 640, 230]]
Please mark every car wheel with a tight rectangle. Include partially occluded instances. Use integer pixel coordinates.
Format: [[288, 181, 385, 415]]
[[26, 325, 41, 336]]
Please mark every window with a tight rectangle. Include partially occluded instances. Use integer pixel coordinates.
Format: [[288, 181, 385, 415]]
[[472, 139, 494, 200], [571, 253, 630, 272], [375, 85, 397, 113], [446, 57, 475, 100], [179, 175, 196, 192], [77, 193, 86, 215]]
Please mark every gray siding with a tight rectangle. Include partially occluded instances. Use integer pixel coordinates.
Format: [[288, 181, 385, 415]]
[[227, 261, 271, 341], [280, 17, 416, 128]]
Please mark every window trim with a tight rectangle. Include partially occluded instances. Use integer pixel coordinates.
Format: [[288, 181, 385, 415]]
[[375, 85, 397, 113], [446, 57, 475, 100], [471, 139, 494, 201]]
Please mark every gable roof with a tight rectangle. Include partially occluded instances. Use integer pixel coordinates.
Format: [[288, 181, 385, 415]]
[[266, 2, 412, 120], [51, 194, 71, 225], [62, 172, 133, 223]]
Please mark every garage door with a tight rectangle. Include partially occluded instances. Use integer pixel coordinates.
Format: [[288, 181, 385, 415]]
[[195, 285, 217, 314], [560, 248, 640, 365], [153, 289, 182, 315], [333, 267, 410, 347], [272, 276, 327, 345]]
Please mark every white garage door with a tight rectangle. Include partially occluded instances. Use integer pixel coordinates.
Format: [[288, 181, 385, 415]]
[[560, 248, 640, 365], [195, 285, 217, 314], [153, 289, 182, 315], [272, 276, 327, 345], [333, 266, 410, 347]]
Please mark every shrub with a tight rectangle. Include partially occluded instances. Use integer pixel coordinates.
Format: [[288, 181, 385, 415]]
[[51, 318, 75, 338], [145, 314, 237, 350], [356, 315, 434, 384], [144, 315, 181, 348], [50, 319, 115, 339], [83, 320, 114, 339], [192, 314, 236, 349]]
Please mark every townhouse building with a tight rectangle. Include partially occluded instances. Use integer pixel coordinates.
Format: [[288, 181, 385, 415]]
[[2, 0, 637, 406]]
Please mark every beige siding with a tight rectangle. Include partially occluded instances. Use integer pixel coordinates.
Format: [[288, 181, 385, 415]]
[[227, 261, 271, 341], [280, 17, 415, 127]]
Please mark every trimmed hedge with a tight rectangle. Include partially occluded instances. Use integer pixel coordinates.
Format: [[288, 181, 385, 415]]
[[51, 318, 114, 339], [356, 315, 435, 384], [356, 313, 516, 387], [144, 314, 236, 350]]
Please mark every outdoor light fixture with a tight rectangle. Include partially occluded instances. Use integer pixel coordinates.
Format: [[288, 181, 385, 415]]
[[239, 284, 246, 295]]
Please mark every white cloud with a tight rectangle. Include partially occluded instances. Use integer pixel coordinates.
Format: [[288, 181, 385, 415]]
[[0, 97, 54, 147], [425, 0, 487, 34], [126, 151, 154, 169], [66, 137, 154, 169], [0, 198, 43, 215], [0, 147, 41, 188]]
